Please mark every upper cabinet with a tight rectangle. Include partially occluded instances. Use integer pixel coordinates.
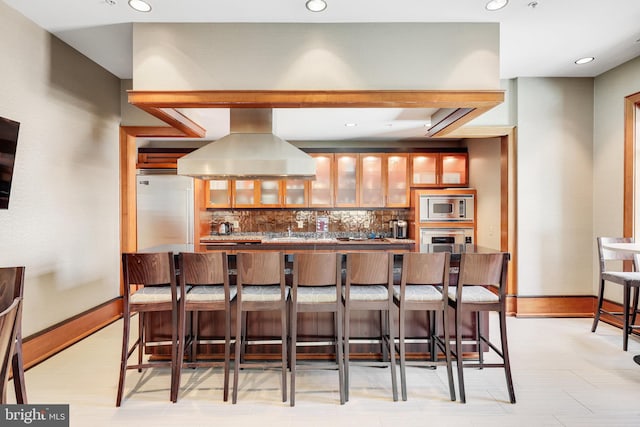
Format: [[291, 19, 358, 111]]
[[335, 154, 359, 207], [410, 152, 468, 187], [309, 154, 334, 207], [203, 150, 468, 209], [204, 180, 232, 208], [386, 154, 410, 207]]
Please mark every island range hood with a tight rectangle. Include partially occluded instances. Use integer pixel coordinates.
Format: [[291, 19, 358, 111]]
[[177, 109, 316, 180]]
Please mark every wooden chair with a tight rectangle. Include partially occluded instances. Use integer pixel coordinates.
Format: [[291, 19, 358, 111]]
[[232, 252, 288, 404], [448, 252, 515, 403], [0, 266, 26, 403], [117, 252, 180, 406], [592, 237, 640, 350], [393, 252, 455, 401], [0, 298, 21, 404], [175, 252, 235, 401], [343, 252, 398, 402], [290, 252, 345, 406]]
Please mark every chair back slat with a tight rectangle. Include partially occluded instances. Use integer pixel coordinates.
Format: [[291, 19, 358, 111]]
[[294, 253, 340, 287], [237, 252, 283, 285], [0, 267, 25, 312], [179, 252, 228, 285], [0, 298, 21, 404], [597, 237, 636, 274], [346, 252, 391, 285], [458, 253, 507, 288], [122, 253, 175, 287], [402, 252, 449, 285]]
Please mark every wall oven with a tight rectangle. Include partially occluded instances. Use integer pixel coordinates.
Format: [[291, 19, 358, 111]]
[[419, 227, 474, 252], [419, 194, 474, 222]]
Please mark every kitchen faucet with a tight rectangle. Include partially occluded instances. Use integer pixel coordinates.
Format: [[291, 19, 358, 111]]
[[287, 226, 292, 237]]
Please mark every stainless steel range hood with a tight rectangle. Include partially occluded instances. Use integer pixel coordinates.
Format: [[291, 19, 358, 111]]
[[177, 109, 316, 180]]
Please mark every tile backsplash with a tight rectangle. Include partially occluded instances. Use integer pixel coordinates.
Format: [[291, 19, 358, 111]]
[[206, 209, 410, 236]]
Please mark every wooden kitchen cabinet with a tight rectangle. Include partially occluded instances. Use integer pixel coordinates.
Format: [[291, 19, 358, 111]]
[[204, 180, 232, 208], [233, 179, 284, 208], [309, 154, 334, 207], [386, 154, 410, 206], [335, 153, 359, 207], [411, 152, 468, 187], [284, 179, 309, 207], [360, 154, 384, 207]]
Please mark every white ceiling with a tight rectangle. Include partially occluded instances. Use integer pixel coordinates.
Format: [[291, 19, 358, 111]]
[[5, 0, 640, 141]]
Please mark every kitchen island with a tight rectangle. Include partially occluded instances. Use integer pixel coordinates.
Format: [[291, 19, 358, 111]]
[[137, 241, 499, 361]]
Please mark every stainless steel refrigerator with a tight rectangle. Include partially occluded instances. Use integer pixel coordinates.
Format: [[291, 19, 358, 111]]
[[136, 173, 194, 250]]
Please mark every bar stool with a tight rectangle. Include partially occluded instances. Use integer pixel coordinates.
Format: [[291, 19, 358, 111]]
[[0, 266, 26, 403], [232, 251, 288, 404], [175, 252, 236, 401], [592, 237, 640, 350], [290, 252, 345, 406], [117, 252, 181, 406], [343, 252, 398, 402], [393, 252, 455, 401], [448, 252, 515, 404], [0, 297, 21, 404]]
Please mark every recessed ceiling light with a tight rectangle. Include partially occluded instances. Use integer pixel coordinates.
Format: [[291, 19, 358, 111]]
[[104, 0, 116, 5], [485, 0, 509, 11], [575, 57, 595, 65], [128, 0, 152, 12], [306, 0, 327, 13], [344, 123, 357, 127]]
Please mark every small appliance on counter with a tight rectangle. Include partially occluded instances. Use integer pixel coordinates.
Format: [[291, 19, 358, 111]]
[[396, 220, 408, 239], [218, 221, 233, 235]]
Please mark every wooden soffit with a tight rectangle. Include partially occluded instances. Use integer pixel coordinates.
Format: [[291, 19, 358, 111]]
[[128, 89, 504, 138]]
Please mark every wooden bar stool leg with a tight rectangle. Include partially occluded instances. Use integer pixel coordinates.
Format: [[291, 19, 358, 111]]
[[624, 286, 631, 351], [281, 299, 288, 403], [499, 309, 516, 403], [223, 307, 231, 402], [441, 309, 456, 401], [387, 307, 398, 402], [455, 306, 466, 404], [11, 340, 26, 403], [336, 308, 345, 405], [290, 304, 297, 407], [592, 279, 606, 332], [232, 306, 242, 404], [344, 300, 350, 402], [398, 302, 407, 401], [476, 312, 484, 369], [116, 311, 131, 407]]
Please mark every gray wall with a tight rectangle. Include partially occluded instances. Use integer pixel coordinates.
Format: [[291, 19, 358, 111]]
[[515, 78, 595, 296], [0, 2, 121, 335], [132, 23, 500, 91], [593, 56, 640, 301]]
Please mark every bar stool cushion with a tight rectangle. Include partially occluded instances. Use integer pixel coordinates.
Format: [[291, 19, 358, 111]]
[[343, 285, 388, 301], [130, 286, 188, 304], [393, 284, 442, 301], [296, 286, 337, 303], [186, 285, 237, 302], [447, 286, 499, 303], [241, 285, 290, 302], [602, 271, 640, 286]]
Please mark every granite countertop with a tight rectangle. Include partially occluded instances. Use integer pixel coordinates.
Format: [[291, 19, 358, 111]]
[[199, 234, 415, 245]]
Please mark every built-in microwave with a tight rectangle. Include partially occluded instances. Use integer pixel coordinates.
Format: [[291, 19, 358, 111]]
[[419, 194, 474, 222]]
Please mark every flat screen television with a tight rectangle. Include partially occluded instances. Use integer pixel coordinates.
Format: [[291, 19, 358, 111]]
[[0, 116, 20, 209]]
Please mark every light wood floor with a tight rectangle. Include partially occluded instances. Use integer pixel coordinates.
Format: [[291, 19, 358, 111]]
[[8, 314, 640, 426]]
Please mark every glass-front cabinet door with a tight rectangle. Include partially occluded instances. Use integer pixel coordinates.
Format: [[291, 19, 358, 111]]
[[335, 153, 358, 207], [284, 179, 308, 207], [205, 180, 232, 208], [441, 153, 468, 186], [233, 180, 256, 207], [411, 153, 438, 186], [258, 179, 283, 207], [309, 154, 333, 207], [386, 154, 409, 207], [360, 154, 384, 207]]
